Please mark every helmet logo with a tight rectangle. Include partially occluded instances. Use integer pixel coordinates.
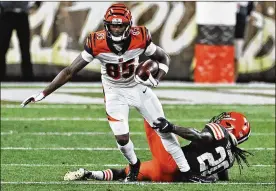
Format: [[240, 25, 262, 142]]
[[242, 124, 248, 131], [239, 131, 243, 138], [111, 18, 123, 24]]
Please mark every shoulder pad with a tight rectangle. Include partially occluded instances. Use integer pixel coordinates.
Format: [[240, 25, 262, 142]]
[[205, 123, 226, 141], [90, 30, 110, 56]]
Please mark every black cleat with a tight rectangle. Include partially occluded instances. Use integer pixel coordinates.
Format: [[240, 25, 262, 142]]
[[124, 159, 141, 182], [178, 171, 217, 183]]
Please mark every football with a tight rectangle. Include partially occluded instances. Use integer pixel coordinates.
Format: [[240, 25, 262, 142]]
[[135, 60, 159, 81]]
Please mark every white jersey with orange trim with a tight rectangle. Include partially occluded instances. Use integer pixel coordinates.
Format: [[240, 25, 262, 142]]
[[81, 26, 156, 88], [181, 123, 236, 176]]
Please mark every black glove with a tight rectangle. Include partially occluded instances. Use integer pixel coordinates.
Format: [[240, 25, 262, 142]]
[[152, 117, 175, 133]]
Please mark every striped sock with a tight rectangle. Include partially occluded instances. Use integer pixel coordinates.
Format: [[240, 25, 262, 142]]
[[102, 169, 113, 181], [89, 169, 114, 181]]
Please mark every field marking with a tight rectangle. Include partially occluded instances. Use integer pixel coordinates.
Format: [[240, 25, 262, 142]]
[[1, 117, 274, 122], [1, 147, 274, 151], [1, 104, 275, 117], [1, 104, 105, 109], [0, 132, 144, 136], [1, 163, 274, 168], [1, 131, 274, 136], [2, 104, 275, 109], [2, 81, 275, 87], [1, 181, 275, 185], [2, 88, 275, 104]]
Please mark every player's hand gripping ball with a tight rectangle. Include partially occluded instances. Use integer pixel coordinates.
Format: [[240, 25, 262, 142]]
[[135, 60, 159, 87]]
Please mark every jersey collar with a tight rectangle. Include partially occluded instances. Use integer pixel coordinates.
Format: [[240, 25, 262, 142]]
[[106, 36, 131, 56]]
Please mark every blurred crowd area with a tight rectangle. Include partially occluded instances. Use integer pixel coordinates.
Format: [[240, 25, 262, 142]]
[[0, 2, 275, 82]]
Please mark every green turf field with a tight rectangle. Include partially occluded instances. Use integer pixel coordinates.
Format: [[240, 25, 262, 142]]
[[1, 86, 275, 190]]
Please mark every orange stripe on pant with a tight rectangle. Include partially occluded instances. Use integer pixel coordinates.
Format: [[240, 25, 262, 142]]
[[125, 120, 178, 182]]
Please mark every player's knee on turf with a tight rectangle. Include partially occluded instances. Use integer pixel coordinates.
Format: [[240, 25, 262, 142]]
[[115, 134, 130, 146]]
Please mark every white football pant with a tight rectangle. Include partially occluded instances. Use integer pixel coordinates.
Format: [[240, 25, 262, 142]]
[[102, 83, 191, 172]]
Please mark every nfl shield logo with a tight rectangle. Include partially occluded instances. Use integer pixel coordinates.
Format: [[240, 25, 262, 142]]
[[119, 58, 123, 62]]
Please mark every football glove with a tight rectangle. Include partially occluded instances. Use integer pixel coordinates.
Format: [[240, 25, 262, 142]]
[[153, 117, 175, 133], [134, 71, 159, 88], [21, 92, 46, 107]]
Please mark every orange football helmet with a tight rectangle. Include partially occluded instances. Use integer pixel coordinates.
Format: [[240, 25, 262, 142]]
[[210, 112, 251, 144], [103, 3, 132, 42]]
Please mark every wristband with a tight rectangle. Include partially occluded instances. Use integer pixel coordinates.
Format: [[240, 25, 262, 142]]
[[159, 63, 169, 74]]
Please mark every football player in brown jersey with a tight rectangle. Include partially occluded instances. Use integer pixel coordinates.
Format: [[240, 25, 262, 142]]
[[64, 112, 252, 183]]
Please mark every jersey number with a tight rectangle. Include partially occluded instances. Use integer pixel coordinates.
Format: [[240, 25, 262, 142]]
[[197, 146, 230, 176], [106, 59, 135, 80]]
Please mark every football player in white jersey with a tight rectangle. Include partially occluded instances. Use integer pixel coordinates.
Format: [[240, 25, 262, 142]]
[[21, 3, 209, 182]]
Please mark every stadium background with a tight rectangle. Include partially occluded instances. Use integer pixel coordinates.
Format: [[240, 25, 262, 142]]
[[4, 1, 275, 82], [1, 1, 275, 191]]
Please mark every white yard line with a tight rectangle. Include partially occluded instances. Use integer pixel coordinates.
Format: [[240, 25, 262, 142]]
[[1, 81, 275, 88], [1, 163, 125, 167], [2, 88, 275, 104], [1, 147, 274, 151], [1, 104, 104, 109], [0, 132, 144, 136], [1, 181, 275, 185], [1, 163, 274, 167], [1, 131, 274, 136], [1, 117, 274, 122], [2, 104, 274, 109]]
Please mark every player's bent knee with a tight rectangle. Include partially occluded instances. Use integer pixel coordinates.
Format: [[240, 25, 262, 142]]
[[115, 134, 130, 146]]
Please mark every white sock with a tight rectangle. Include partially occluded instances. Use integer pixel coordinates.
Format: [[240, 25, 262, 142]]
[[160, 133, 191, 172], [117, 139, 138, 165]]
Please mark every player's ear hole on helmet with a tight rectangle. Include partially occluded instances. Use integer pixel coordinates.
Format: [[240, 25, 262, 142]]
[[225, 122, 232, 127]]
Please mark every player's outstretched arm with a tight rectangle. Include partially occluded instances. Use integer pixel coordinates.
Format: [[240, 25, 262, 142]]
[[21, 54, 89, 107], [43, 54, 89, 96], [153, 117, 213, 142], [172, 126, 213, 142]]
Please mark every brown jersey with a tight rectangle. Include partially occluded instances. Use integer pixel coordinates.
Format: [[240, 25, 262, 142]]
[[181, 123, 236, 176]]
